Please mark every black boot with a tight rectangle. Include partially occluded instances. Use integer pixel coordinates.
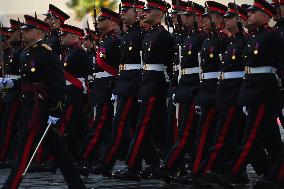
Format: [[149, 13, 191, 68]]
[[113, 167, 141, 181], [76, 160, 91, 177]]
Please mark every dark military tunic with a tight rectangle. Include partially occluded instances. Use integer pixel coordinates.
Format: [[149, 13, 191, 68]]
[[216, 33, 247, 107], [238, 25, 284, 106], [175, 29, 207, 103], [139, 24, 175, 99], [93, 29, 121, 105], [113, 22, 144, 96], [195, 30, 229, 107]]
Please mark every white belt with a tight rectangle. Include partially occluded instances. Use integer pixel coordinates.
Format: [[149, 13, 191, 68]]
[[219, 71, 245, 80], [94, 71, 112, 78], [245, 66, 277, 74], [180, 67, 200, 75], [119, 64, 141, 71], [200, 72, 219, 80], [66, 77, 87, 94], [143, 64, 164, 72], [5, 75, 21, 80]]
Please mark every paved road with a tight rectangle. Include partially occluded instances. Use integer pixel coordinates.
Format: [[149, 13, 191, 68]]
[[0, 162, 258, 189], [0, 125, 282, 188]]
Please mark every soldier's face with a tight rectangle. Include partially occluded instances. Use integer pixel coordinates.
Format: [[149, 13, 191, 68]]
[[83, 39, 92, 49], [224, 16, 238, 32], [171, 13, 178, 24], [203, 16, 211, 31], [182, 14, 194, 28], [121, 8, 136, 25], [7, 30, 21, 45], [247, 10, 268, 27], [97, 19, 111, 32], [60, 33, 74, 46], [44, 17, 53, 27], [22, 28, 38, 43]]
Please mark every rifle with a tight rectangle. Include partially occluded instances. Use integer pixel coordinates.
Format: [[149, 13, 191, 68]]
[[87, 21, 97, 53], [191, 1, 199, 32], [233, 0, 244, 36], [18, 18, 24, 48], [164, 0, 173, 31], [0, 22, 4, 77], [176, 0, 183, 33], [93, 5, 100, 48], [35, 11, 38, 19], [118, 3, 124, 34]]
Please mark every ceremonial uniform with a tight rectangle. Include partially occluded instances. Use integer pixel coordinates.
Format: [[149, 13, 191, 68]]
[[100, 17, 144, 172], [2, 15, 85, 189], [230, 0, 284, 179], [77, 7, 121, 172], [197, 4, 249, 178], [192, 1, 229, 176], [114, 0, 175, 179], [164, 2, 207, 172]]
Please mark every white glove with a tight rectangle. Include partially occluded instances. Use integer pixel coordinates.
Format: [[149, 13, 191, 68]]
[[282, 107, 284, 117], [111, 94, 118, 102], [195, 106, 202, 115], [243, 106, 248, 116], [47, 116, 60, 125], [0, 78, 4, 89], [2, 78, 14, 89]]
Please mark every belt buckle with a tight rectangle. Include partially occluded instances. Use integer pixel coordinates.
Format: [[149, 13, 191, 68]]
[[119, 64, 126, 72], [181, 69, 185, 75], [143, 64, 148, 70], [218, 72, 224, 80], [245, 66, 250, 74], [200, 72, 204, 80]]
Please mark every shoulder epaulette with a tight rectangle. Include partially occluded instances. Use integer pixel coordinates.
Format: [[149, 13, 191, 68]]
[[41, 44, 52, 51]]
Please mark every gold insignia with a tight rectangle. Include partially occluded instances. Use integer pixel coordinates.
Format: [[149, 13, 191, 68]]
[[148, 48, 151, 51], [254, 50, 258, 55], [129, 46, 133, 51], [232, 55, 236, 60], [10, 59, 13, 63], [64, 62, 67, 67], [209, 53, 213, 58], [32, 44, 38, 48], [188, 51, 192, 55], [99, 52, 106, 58], [41, 44, 52, 51], [31, 67, 36, 72]]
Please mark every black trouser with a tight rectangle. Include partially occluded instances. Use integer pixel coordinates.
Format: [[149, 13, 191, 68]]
[[78, 101, 114, 163], [231, 104, 282, 177], [0, 98, 20, 162], [101, 96, 139, 168], [199, 106, 245, 175], [3, 96, 85, 189], [164, 100, 198, 170], [191, 107, 218, 175], [125, 96, 165, 171]]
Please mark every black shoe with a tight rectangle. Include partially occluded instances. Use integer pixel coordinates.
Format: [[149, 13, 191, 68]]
[[140, 165, 156, 179], [253, 179, 283, 189], [113, 168, 141, 181], [77, 161, 91, 177], [91, 163, 112, 177], [27, 162, 45, 173], [153, 166, 173, 183], [41, 161, 57, 174], [234, 170, 249, 185], [0, 160, 14, 169], [172, 171, 196, 185]]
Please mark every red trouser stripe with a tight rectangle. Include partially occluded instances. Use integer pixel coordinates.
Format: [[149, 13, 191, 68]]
[[105, 97, 133, 165], [83, 103, 109, 159], [0, 102, 19, 160], [232, 104, 265, 176], [128, 97, 156, 167], [276, 162, 284, 182], [11, 129, 37, 189], [203, 107, 236, 175], [167, 103, 195, 169], [193, 108, 216, 173]]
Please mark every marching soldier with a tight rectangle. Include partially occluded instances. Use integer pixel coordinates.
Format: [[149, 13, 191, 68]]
[[77, 7, 121, 177], [92, 0, 145, 177], [0, 19, 24, 166], [114, 0, 175, 181], [44, 4, 70, 57], [197, 3, 250, 185], [220, 0, 284, 186], [156, 1, 207, 182], [177, 1, 229, 183], [2, 15, 85, 189]]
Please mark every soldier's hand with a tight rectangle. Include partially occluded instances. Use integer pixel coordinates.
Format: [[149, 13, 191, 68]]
[[195, 106, 201, 115], [243, 106, 248, 116], [2, 78, 14, 89]]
